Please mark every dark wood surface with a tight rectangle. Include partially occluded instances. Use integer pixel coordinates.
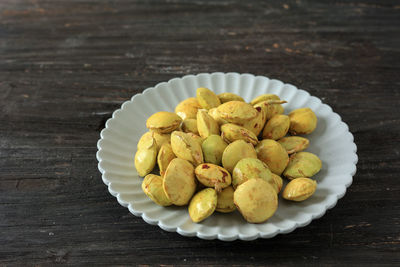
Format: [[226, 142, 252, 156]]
[[1, 0, 399, 265]]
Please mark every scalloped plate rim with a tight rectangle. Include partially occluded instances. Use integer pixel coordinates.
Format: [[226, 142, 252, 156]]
[[96, 72, 358, 241]]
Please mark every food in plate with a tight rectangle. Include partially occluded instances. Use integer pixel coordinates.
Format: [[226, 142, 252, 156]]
[[135, 87, 321, 223]]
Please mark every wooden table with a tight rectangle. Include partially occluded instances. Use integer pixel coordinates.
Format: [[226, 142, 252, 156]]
[[1, 0, 399, 265]]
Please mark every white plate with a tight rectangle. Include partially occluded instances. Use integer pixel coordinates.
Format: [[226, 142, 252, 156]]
[[96, 72, 358, 241]]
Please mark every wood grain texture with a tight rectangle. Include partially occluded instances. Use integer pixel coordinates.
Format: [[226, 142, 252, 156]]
[[0, 0, 399, 265]]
